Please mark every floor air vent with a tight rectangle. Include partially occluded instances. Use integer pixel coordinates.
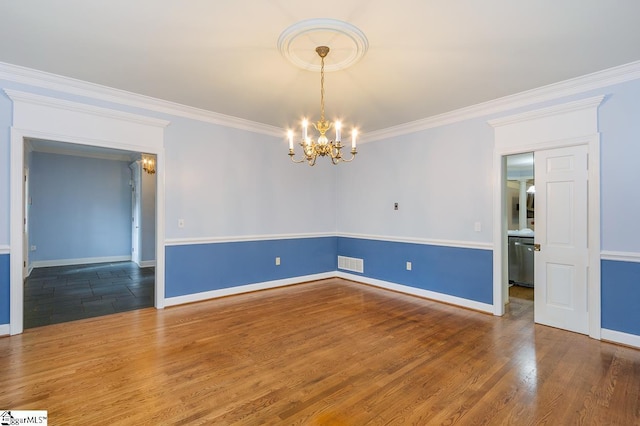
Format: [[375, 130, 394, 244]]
[[338, 256, 364, 273]]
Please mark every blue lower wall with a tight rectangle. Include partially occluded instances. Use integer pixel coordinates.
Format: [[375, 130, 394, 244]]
[[0, 254, 9, 324], [165, 237, 337, 298], [6, 240, 639, 338], [337, 237, 493, 304], [602, 259, 640, 336]]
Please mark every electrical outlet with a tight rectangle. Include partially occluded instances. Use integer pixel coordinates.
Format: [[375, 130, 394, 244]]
[[275, 257, 281, 266], [394, 202, 399, 210], [474, 221, 482, 232], [406, 261, 412, 271], [30, 245, 36, 251]]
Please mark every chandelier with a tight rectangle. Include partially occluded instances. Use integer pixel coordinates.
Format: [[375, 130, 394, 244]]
[[141, 154, 156, 175], [288, 46, 357, 166]]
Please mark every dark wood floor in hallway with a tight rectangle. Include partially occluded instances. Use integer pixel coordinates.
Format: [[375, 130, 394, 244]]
[[24, 262, 155, 328], [1, 278, 638, 424]]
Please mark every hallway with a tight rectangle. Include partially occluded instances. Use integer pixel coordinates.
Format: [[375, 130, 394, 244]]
[[24, 262, 154, 328]]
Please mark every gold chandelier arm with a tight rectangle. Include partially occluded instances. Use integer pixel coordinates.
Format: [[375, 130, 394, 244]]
[[308, 155, 317, 166], [327, 143, 341, 161], [338, 149, 358, 162], [288, 149, 307, 163], [289, 156, 306, 164]]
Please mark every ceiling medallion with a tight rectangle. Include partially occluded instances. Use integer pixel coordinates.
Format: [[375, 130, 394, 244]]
[[277, 18, 368, 72]]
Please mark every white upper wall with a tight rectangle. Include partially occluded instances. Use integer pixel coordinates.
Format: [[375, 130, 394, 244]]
[[336, 117, 494, 246], [163, 117, 336, 241], [598, 79, 640, 253]]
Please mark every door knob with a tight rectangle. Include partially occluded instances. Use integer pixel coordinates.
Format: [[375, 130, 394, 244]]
[[534, 243, 541, 251]]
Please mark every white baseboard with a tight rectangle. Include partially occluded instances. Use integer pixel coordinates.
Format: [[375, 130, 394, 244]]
[[165, 271, 494, 314], [164, 272, 336, 307], [0, 324, 10, 337], [601, 328, 640, 349], [139, 260, 156, 268], [336, 271, 494, 313], [31, 255, 131, 268]]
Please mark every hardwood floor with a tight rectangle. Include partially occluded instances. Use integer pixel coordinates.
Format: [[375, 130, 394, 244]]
[[1, 278, 638, 425]]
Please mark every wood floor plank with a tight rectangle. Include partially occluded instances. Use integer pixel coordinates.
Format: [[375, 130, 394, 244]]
[[1, 278, 639, 425]]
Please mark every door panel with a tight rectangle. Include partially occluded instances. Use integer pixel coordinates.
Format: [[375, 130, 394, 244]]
[[23, 168, 29, 277], [130, 161, 141, 266], [534, 145, 588, 334]]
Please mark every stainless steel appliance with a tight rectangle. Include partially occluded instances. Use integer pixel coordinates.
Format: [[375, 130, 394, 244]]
[[508, 236, 534, 287]]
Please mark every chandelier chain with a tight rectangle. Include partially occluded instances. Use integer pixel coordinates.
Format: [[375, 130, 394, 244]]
[[320, 54, 325, 122]]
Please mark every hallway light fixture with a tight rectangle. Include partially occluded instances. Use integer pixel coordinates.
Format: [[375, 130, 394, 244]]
[[142, 154, 156, 175], [287, 46, 357, 166]]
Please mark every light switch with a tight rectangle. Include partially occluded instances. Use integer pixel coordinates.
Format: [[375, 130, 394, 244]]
[[275, 257, 281, 266], [474, 221, 482, 232], [178, 219, 185, 228], [406, 261, 412, 271]]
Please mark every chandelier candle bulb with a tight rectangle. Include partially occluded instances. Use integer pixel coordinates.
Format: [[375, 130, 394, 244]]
[[352, 129, 358, 149], [302, 119, 308, 141], [288, 130, 294, 150], [335, 121, 341, 141]]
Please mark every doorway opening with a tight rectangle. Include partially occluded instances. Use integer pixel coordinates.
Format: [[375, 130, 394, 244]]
[[505, 152, 535, 319], [22, 139, 157, 328], [498, 144, 595, 335]]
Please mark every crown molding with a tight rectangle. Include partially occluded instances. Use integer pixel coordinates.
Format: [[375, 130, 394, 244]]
[[2, 60, 640, 143], [487, 95, 605, 128], [363, 60, 640, 143], [4, 89, 170, 128], [0, 62, 284, 137]]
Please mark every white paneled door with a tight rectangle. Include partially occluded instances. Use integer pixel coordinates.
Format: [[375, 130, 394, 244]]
[[130, 161, 141, 267], [23, 168, 29, 278], [534, 145, 589, 334]]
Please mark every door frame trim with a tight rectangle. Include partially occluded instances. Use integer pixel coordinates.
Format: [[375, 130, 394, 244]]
[[7, 90, 169, 335], [489, 95, 604, 340]]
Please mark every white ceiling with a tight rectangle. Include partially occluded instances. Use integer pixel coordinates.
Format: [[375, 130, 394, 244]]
[[2, 1, 640, 134]]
